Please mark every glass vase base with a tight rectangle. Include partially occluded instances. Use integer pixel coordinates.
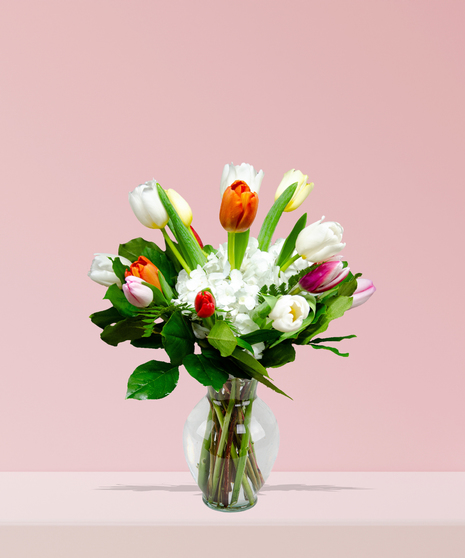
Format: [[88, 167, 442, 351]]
[[202, 496, 257, 513]]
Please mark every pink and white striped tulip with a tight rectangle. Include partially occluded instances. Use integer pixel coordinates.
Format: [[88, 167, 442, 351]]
[[299, 261, 350, 293], [123, 276, 153, 308], [350, 278, 376, 309]]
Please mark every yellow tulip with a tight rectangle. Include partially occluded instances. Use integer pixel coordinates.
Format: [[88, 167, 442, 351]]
[[275, 169, 314, 212]]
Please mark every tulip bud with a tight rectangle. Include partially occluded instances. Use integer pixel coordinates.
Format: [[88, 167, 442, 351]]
[[123, 276, 154, 308], [191, 226, 204, 249], [128, 180, 169, 229], [125, 256, 162, 291], [299, 261, 350, 293], [219, 181, 259, 233], [195, 290, 215, 318], [88, 253, 132, 288], [275, 169, 314, 212], [295, 217, 345, 262], [350, 278, 376, 309], [165, 188, 193, 227], [220, 162, 264, 197], [268, 295, 310, 333]]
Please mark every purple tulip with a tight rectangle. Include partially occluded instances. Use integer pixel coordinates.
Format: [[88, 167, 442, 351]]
[[351, 278, 376, 309], [299, 261, 350, 293], [123, 276, 153, 308]]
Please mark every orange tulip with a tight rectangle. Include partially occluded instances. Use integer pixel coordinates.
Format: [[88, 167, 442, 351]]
[[219, 180, 259, 233], [125, 256, 161, 291]]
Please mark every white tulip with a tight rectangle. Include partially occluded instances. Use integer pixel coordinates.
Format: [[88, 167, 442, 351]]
[[275, 169, 314, 212], [295, 217, 345, 263], [166, 188, 193, 227], [268, 295, 310, 333], [88, 253, 132, 288], [128, 180, 169, 229], [220, 162, 264, 197]]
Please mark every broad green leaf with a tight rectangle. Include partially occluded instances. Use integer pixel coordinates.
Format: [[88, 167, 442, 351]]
[[118, 237, 163, 263], [311, 335, 356, 344], [183, 354, 229, 391], [260, 341, 296, 368], [201, 348, 252, 380], [126, 360, 179, 399], [275, 213, 307, 267], [203, 245, 217, 256], [310, 344, 349, 357], [104, 284, 139, 317], [100, 318, 146, 347], [131, 333, 164, 349], [297, 295, 353, 344], [269, 313, 316, 348], [111, 257, 130, 285], [164, 238, 183, 273], [157, 185, 206, 269], [251, 295, 278, 325], [161, 311, 195, 365], [232, 348, 270, 378], [90, 307, 124, 329], [239, 329, 282, 345], [142, 246, 177, 287], [257, 181, 299, 251], [207, 320, 237, 357]]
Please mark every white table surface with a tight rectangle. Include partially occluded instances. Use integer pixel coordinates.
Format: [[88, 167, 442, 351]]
[[1, 472, 464, 526]]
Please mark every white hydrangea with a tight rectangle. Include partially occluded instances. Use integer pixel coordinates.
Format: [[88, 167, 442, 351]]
[[174, 237, 311, 358]]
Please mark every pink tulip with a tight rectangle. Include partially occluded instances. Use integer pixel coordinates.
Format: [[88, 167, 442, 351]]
[[351, 278, 376, 309], [123, 276, 153, 308], [299, 261, 350, 293]]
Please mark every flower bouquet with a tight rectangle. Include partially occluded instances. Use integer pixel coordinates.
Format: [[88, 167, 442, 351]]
[[89, 163, 375, 511]]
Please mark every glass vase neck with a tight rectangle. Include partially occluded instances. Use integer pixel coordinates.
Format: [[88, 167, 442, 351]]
[[207, 378, 258, 402]]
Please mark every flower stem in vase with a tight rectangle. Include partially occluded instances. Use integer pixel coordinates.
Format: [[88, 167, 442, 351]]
[[197, 407, 212, 493], [231, 393, 254, 505]]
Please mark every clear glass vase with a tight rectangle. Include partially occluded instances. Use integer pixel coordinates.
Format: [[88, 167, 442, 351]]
[[183, 378, 280, 512]]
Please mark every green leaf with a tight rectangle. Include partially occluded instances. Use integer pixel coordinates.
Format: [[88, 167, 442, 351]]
[[203, 245, 217, 256], [234, 229, 250, 270], [236, 337, 254, 354], [111, 257, 130, 285], [161, 311, 195, 365], [232, 349, 291, 399], [126, 360, 179, 400], [100, 318, 146, 347], [311, 335, 356, 344], [142, 246, 177, 287], [260, 341, 296, 368], [183, 354, 229, 391], [257, 181, 299, 251], [157, 185, 206, 269], [103, 284, 139, 317], [232, 348, 270, 378], [207, 320, 237, 357], [239, 329, 282, 345], [157, 271, 174, 302], [141, 281, 167, 306], [201, 348, 252, 380], [250, 295, 278, 326], [118, 237, 164, 263], [90, 307, 124, 329], [269, 313, 316, 348], [275, 213, 307, 267], [297, 295, 353, 344], [310, 344, 349, 357], [130, 333, 164, 349]]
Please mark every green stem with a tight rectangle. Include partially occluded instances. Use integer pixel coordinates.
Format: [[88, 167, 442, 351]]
[[280, 253, 300, 273], [197, 407, 212, 493], [231, 396, 254, 504], [228, 232, 236, 270], [210, 381, 236, 496], [162, 228, 191, 274]]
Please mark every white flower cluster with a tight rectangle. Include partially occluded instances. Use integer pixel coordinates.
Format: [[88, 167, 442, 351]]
[[174, 237, 309, 358]]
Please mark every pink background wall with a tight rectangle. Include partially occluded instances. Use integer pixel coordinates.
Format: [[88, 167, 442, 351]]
[[1, 0, 464, 472]]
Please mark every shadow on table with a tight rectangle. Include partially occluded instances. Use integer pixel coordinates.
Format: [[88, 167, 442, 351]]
[[97, 484, 369, 494]]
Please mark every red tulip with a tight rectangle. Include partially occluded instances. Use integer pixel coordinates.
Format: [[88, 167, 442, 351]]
[[219, 180, 259, 233], [195, 290, 215, 318]]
